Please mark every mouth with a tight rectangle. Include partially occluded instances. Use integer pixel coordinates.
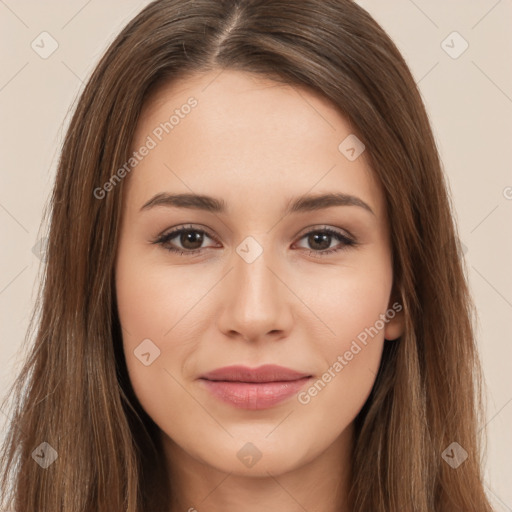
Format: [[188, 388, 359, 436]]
[[198, 364, 312, 410]]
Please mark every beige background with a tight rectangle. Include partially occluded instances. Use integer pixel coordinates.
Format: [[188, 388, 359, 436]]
[[1, 0, 511, 507]]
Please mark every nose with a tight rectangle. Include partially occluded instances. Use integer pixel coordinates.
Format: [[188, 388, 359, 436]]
[[216, 243, 294, 343]]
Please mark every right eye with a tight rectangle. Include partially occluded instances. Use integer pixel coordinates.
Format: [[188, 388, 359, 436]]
[[152, 225, 221, 255]]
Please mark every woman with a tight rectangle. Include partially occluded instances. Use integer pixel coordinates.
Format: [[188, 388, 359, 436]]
[[0, 0, 494, 510]]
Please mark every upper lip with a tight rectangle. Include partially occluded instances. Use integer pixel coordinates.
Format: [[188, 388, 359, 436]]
[[199, 364, 311, 383]]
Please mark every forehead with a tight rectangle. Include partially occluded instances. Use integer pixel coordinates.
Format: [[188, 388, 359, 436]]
[[124, 69, 384, 218]]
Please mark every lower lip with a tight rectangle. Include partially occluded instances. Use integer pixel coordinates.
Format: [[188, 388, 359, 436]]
[[199, 377, 311, 410]]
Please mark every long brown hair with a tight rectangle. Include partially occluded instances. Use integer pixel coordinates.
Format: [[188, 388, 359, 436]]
[[0, 0, 493, 510]]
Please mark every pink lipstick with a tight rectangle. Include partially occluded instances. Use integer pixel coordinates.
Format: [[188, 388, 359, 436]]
[[198, 364, 312, 410]]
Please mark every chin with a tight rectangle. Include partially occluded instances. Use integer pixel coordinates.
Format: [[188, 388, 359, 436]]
[[190, 429, 324, 477]]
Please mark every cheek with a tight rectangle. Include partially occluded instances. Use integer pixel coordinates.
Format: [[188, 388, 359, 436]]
[[295, 255, 392, 427], [116, 261, 193, 339], [303, 250, 393, 349], [115, 253, 203, 413]]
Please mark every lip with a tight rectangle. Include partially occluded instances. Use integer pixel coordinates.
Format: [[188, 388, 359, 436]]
[[198, 364, 312, 410]]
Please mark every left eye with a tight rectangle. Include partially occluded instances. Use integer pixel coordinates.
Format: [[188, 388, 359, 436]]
[[293, 227, 355, 256], [153, 225, 356, 257]]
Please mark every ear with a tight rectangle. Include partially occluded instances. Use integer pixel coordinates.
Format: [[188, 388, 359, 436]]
[[384, 290, 405, 341]]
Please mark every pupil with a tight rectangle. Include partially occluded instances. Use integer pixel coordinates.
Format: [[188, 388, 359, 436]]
[[309, 233, 330, 250], [181, 230, 203, 249]]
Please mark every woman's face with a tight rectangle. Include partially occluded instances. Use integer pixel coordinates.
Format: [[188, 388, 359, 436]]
[[115, 69, 404, 477]]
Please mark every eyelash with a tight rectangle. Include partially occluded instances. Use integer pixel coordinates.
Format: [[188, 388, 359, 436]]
[[152, 224, 357, 259]]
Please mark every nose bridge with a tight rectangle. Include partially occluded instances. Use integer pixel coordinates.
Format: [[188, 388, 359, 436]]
[[217, 237, 292, 341]]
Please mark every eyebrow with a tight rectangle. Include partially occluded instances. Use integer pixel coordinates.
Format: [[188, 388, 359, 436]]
[[140, 191, 375, 216]]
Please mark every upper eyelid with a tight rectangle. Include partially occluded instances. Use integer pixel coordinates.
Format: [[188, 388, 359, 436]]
[[158, 225, 219, 242], [295, 224, 354, 241]]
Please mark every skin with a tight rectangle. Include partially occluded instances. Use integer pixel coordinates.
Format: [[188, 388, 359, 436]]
[[115, 69, 404, 511]]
